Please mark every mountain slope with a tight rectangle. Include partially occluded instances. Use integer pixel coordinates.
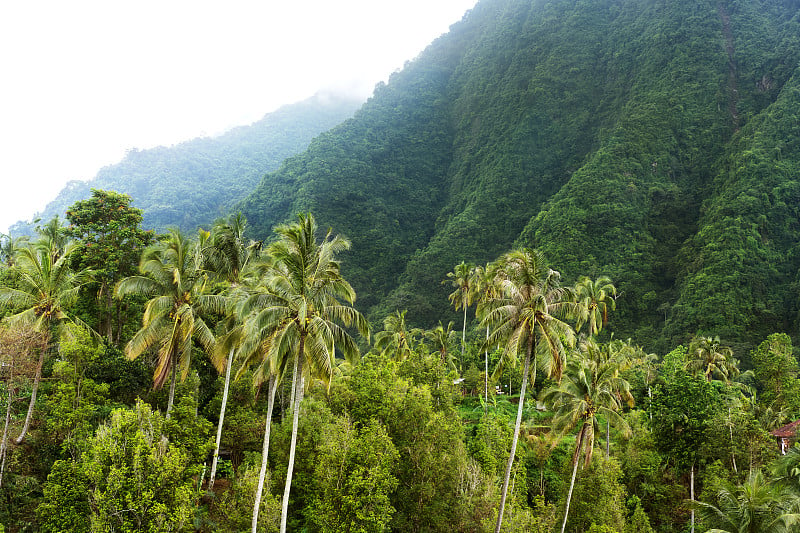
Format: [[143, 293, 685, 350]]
[[241, 0, 800, 350], [10, 92, 362, 235]]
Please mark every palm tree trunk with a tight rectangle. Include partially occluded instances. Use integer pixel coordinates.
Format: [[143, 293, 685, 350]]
[[461, 304, 467, 371], [494, 339, 532, 533], [280, 350, 304, 533], [14, 346, 45, 445], [166, 356, 177, 420], [116, 301, 126, 346], [252, 374, 277, 533], [104, 282, 113, 342], [209, 347, 235, 491], [728, 407, 737, 474], [560, 424, 587, 533], [690, 463, 695, 533], [288, 353, 299, 415], [606, 418, 610, 458], [0, 375, 15, 488], [485, 325, 489, 416]]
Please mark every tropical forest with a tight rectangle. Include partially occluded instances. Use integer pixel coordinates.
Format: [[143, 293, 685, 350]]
[[3, 0, 800, 531]]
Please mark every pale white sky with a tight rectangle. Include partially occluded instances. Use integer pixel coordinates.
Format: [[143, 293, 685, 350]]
[[0, 0, 477, 234]]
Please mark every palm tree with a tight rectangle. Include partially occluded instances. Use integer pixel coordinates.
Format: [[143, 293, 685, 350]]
[[478, 248, 577, 533], [472, 263, 501, 413], [445, 261, 476, 371], [686, 336, 739, 383], [204, 214, 263, 490], [692, 469, 800, 533], [115, 229, 224, 418], [424, 320, 458, 370], [0, 235, 94, 444], [0, 233, 28, 267], [234, 290, 291, 533], [574, 275, 616, 337], [252, 214, 368, 533], [541, 338, 633, 533], [373, 310, 416, 362]]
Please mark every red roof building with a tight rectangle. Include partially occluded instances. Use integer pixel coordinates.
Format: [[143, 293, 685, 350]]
[[771, 420, 800, 454]]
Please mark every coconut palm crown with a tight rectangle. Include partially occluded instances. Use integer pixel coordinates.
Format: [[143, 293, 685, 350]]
[[115, 228, 224, 417]]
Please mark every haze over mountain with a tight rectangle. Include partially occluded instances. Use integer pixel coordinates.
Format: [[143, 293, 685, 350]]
[[9, 92, 362, 236], [237, 0, 800, 352], [10, 0, 798, 354]]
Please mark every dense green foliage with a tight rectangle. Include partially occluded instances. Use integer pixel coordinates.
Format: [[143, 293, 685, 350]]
[[238, 0, 800, 354], [11, 93, 362, 235], [2, 205, 800, 532]]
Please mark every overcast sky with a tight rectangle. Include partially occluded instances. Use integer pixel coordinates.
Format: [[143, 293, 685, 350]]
[[0, 0, 477, 234]]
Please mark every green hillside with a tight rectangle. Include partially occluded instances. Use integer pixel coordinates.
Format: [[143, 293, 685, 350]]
[[240, 0, 800, 351], [10, 92, 362, 236]]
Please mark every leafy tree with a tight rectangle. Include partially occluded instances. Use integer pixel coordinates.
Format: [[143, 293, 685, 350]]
[[37, 459, 92, 533], [387, 384, 475, 532], [479, 248, 577, 533], [616, 411, 684, 532], [40, 324, 110, 456], [623, 496, 655, 533], [750, 333, 800, 417], [38, 398, 209, 532], [204, 460, 281, 532], [65, 189, 153, 343], [306, 416, 399, 532], [563, 456, 628, 533], [115, 228, 224, 418], [84, 400, 198, 532], [0, 229, 94, 443], [650, 369, 721, 533]]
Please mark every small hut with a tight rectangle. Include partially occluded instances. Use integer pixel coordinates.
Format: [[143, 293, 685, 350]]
[[771, 420, 800, 455]]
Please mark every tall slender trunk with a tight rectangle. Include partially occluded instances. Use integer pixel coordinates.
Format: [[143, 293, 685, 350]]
[[209, 347, 235, 490], [116, 302, 126, 346], [461, 304, 467, 371], [606, 419, 610, 458], [560, 424, 587, 533], [165, 356, 177, 420], [104, 282, 113, 342], [484, 325, 489, 416], [728, 407, 737, 473], [252, 374, 277, 533], [494, 336, 532, 533], [15, 344, 46, 445], [288, 353, 299, 415], [280, 348, 304, 533], [690, 463, 695, 533], [0, 376, 15, 488]]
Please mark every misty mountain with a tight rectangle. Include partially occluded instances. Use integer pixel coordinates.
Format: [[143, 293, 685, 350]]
[[10, 92, 363, 236], [239, 0, 800, 352]]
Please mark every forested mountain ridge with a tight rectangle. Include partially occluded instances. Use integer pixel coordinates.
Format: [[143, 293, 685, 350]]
[[10, 92, 362, 236], [240, 0, 800, 352]]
